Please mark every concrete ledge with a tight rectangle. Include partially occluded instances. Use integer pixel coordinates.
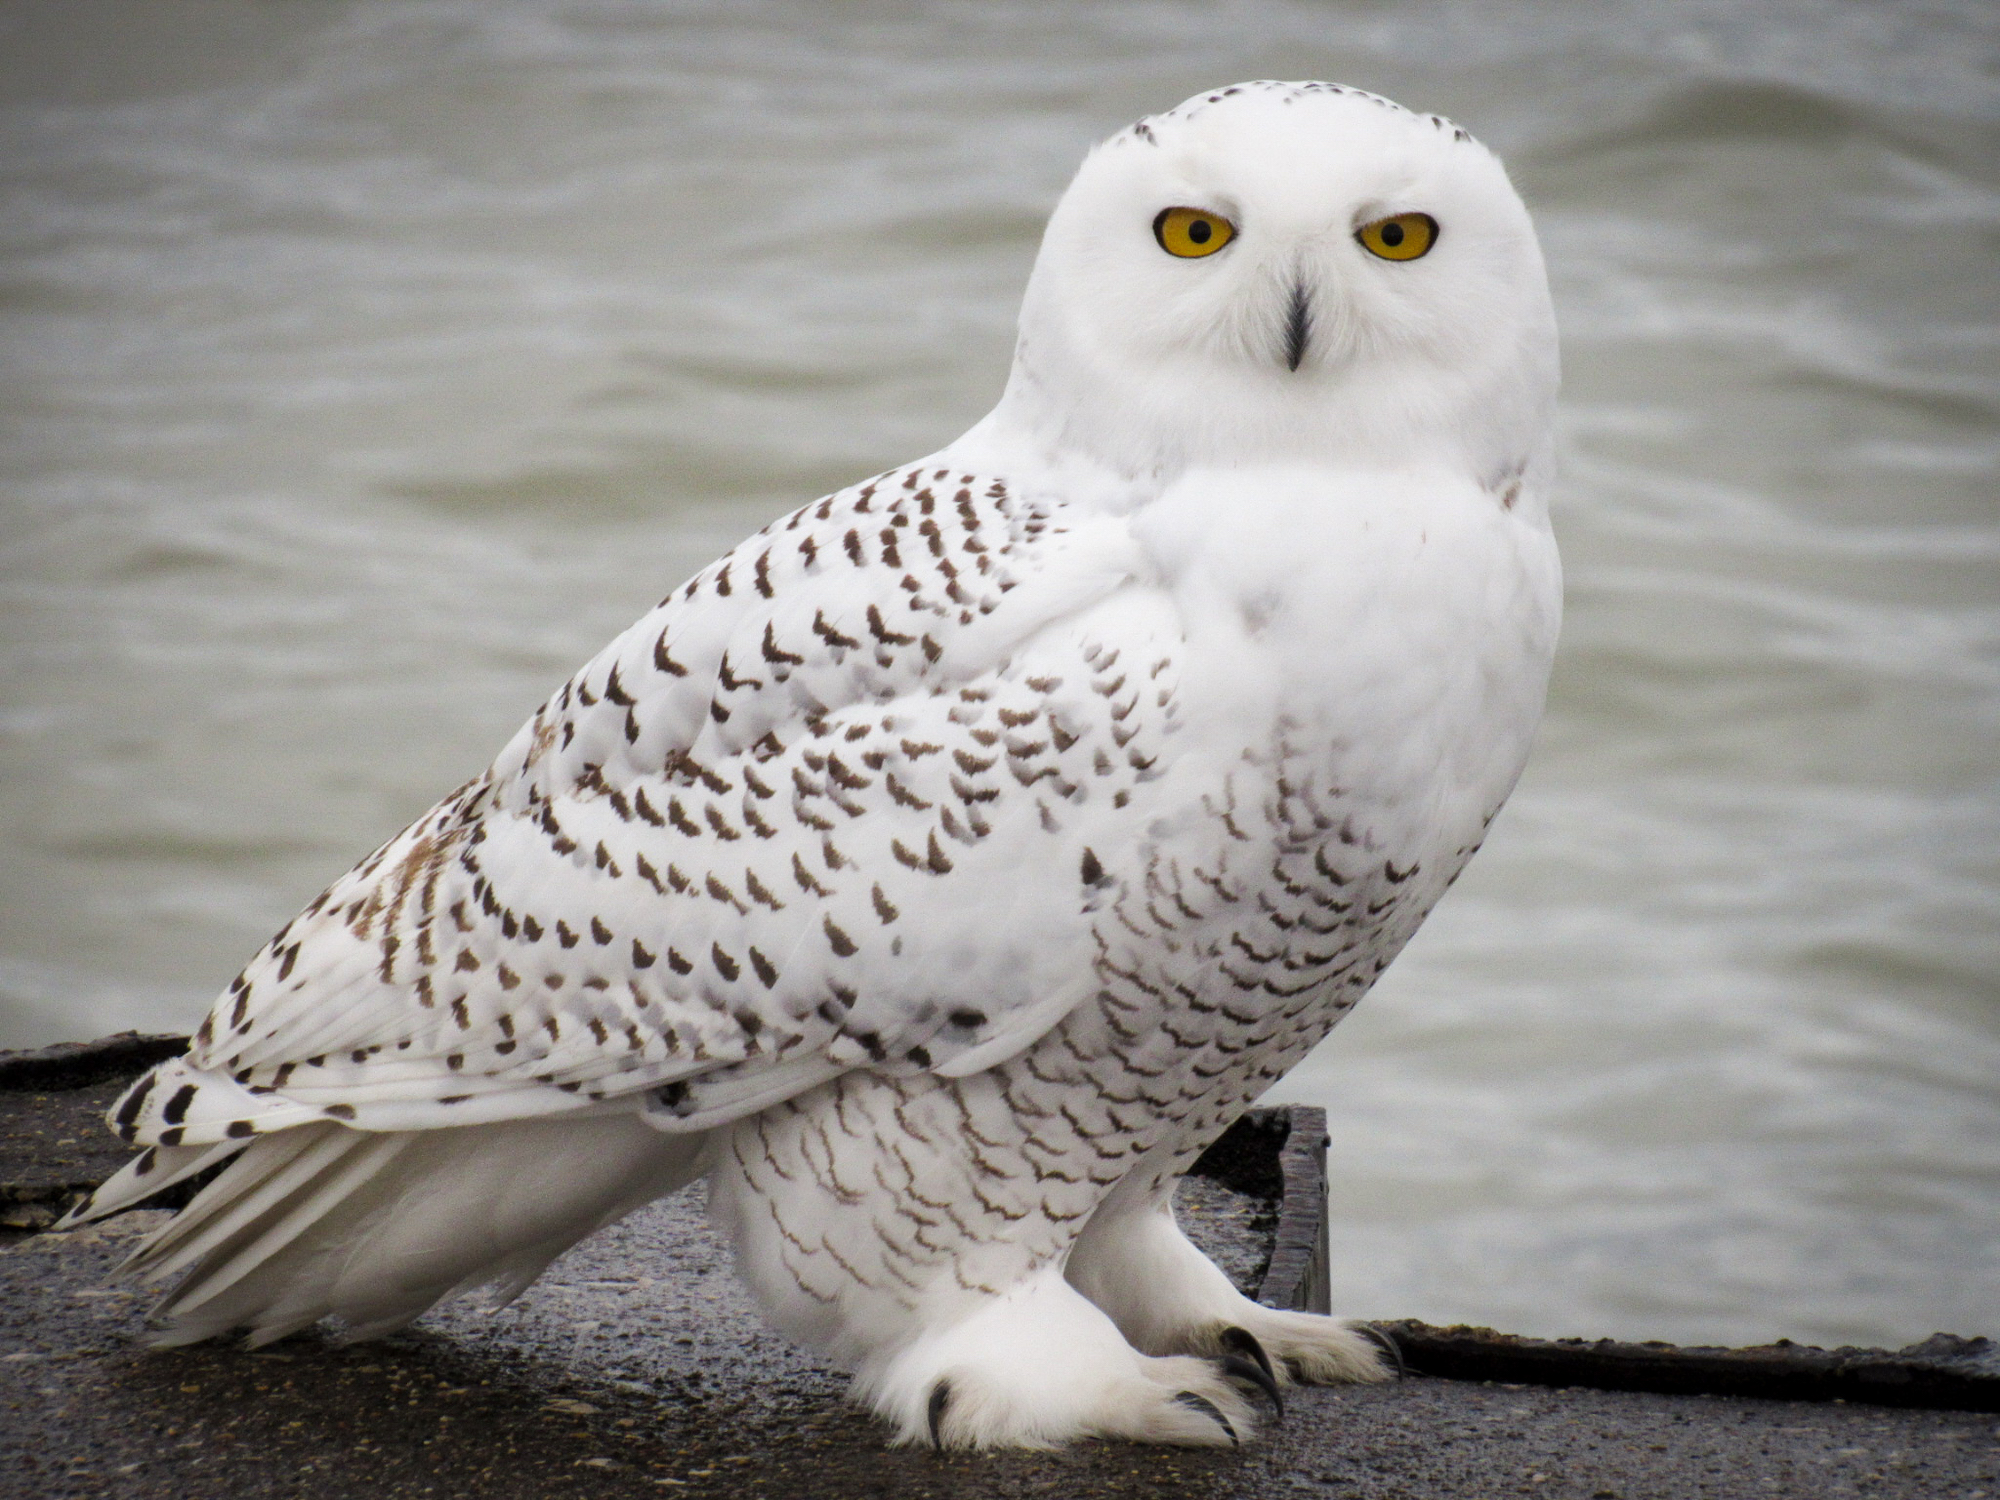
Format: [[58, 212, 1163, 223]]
[[3, 1037, 1997, 1498], [0, 1034, 196, 1227], [0, 1032, 189, 1093], [1264, 1105, 1333, 1315], [4, 1036, 1993, 1414]]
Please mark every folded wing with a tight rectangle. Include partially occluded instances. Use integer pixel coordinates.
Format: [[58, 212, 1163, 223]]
[[105, 461, 1181, 1159]]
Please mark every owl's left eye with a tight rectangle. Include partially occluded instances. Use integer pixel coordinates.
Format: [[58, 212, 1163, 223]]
[[1357, 212, 1439, 261], [1154, 207, 1236, 258]]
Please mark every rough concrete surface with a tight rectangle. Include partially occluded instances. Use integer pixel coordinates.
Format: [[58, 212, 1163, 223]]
[[5, 1188, 1997, 1500], [3, 1042, 1997, 1498], [0, 1078, 153, 1230]]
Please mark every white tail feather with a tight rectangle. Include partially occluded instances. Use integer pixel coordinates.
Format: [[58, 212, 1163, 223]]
[[129, 1128, 409, 1298], [115, 1112, 710, 1346]]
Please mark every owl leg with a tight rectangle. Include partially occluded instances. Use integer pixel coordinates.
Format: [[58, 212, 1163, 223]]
[[850, 1263, 1270, 1449], [1065, 1190, 1392, 1387]]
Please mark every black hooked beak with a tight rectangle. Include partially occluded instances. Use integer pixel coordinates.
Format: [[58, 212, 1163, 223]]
[[1282, 278, 1312, 372]]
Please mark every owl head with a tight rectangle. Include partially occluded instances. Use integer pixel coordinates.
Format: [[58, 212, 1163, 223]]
[[993, 82, 1557, 492]]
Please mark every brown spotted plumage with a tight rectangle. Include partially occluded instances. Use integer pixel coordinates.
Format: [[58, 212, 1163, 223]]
[[68, 80, 1562, 1451]]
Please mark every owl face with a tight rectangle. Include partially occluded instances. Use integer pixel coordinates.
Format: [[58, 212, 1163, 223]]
[[1002, 83, 1558, 483]]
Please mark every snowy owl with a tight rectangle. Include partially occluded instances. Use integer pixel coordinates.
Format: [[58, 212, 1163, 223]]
[[67, 81, 1560, 1450]]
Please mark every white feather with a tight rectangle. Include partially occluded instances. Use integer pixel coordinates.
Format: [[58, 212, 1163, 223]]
[[71, 81, 1561, 1449], [122, 1114, 706, 1346]]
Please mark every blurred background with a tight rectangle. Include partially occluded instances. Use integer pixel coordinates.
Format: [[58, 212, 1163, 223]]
[[2, 0, 1995, 1349]]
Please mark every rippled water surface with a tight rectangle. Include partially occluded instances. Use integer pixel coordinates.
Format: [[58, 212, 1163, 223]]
[[3, 0, 1996, 1348]]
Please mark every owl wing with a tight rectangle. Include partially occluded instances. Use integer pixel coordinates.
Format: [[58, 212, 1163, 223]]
[[110, 460, 1184, 1153]]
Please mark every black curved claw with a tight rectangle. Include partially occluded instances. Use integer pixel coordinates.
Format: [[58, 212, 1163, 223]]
[[1173, 1390, 1240, 1447], [926, 1379, 952, 1449], [1217, 1352, 1284, 1422], [1357, 1322, 1407, 1380], [1218, 1325, 1278, 1385]]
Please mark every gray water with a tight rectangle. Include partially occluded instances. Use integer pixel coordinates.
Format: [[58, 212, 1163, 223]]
[[2, 0, 1995, 1350]]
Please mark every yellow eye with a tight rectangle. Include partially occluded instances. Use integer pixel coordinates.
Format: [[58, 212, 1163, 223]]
[[1357, 212, 1438, 261], [1153, 206, 1235, 258]]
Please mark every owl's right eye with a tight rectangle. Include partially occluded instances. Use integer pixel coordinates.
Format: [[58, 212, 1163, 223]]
[[1153, 207, 1235, 258]]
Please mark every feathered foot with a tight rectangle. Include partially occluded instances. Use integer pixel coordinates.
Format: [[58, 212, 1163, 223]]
[[855, 1267, 1270, 1450], [1066, 1194, 1394, 1388], [1180, 1307, 1393, 1386]]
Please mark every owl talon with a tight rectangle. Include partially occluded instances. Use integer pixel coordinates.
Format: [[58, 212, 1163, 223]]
[[1357, 1323, 1406, 1379], [1219, 1325, 1277, 1384], [926, 1380, 952, 1449], [1172, 1390, 1240, 1447], [1216, 1352, 1284, 1422]]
